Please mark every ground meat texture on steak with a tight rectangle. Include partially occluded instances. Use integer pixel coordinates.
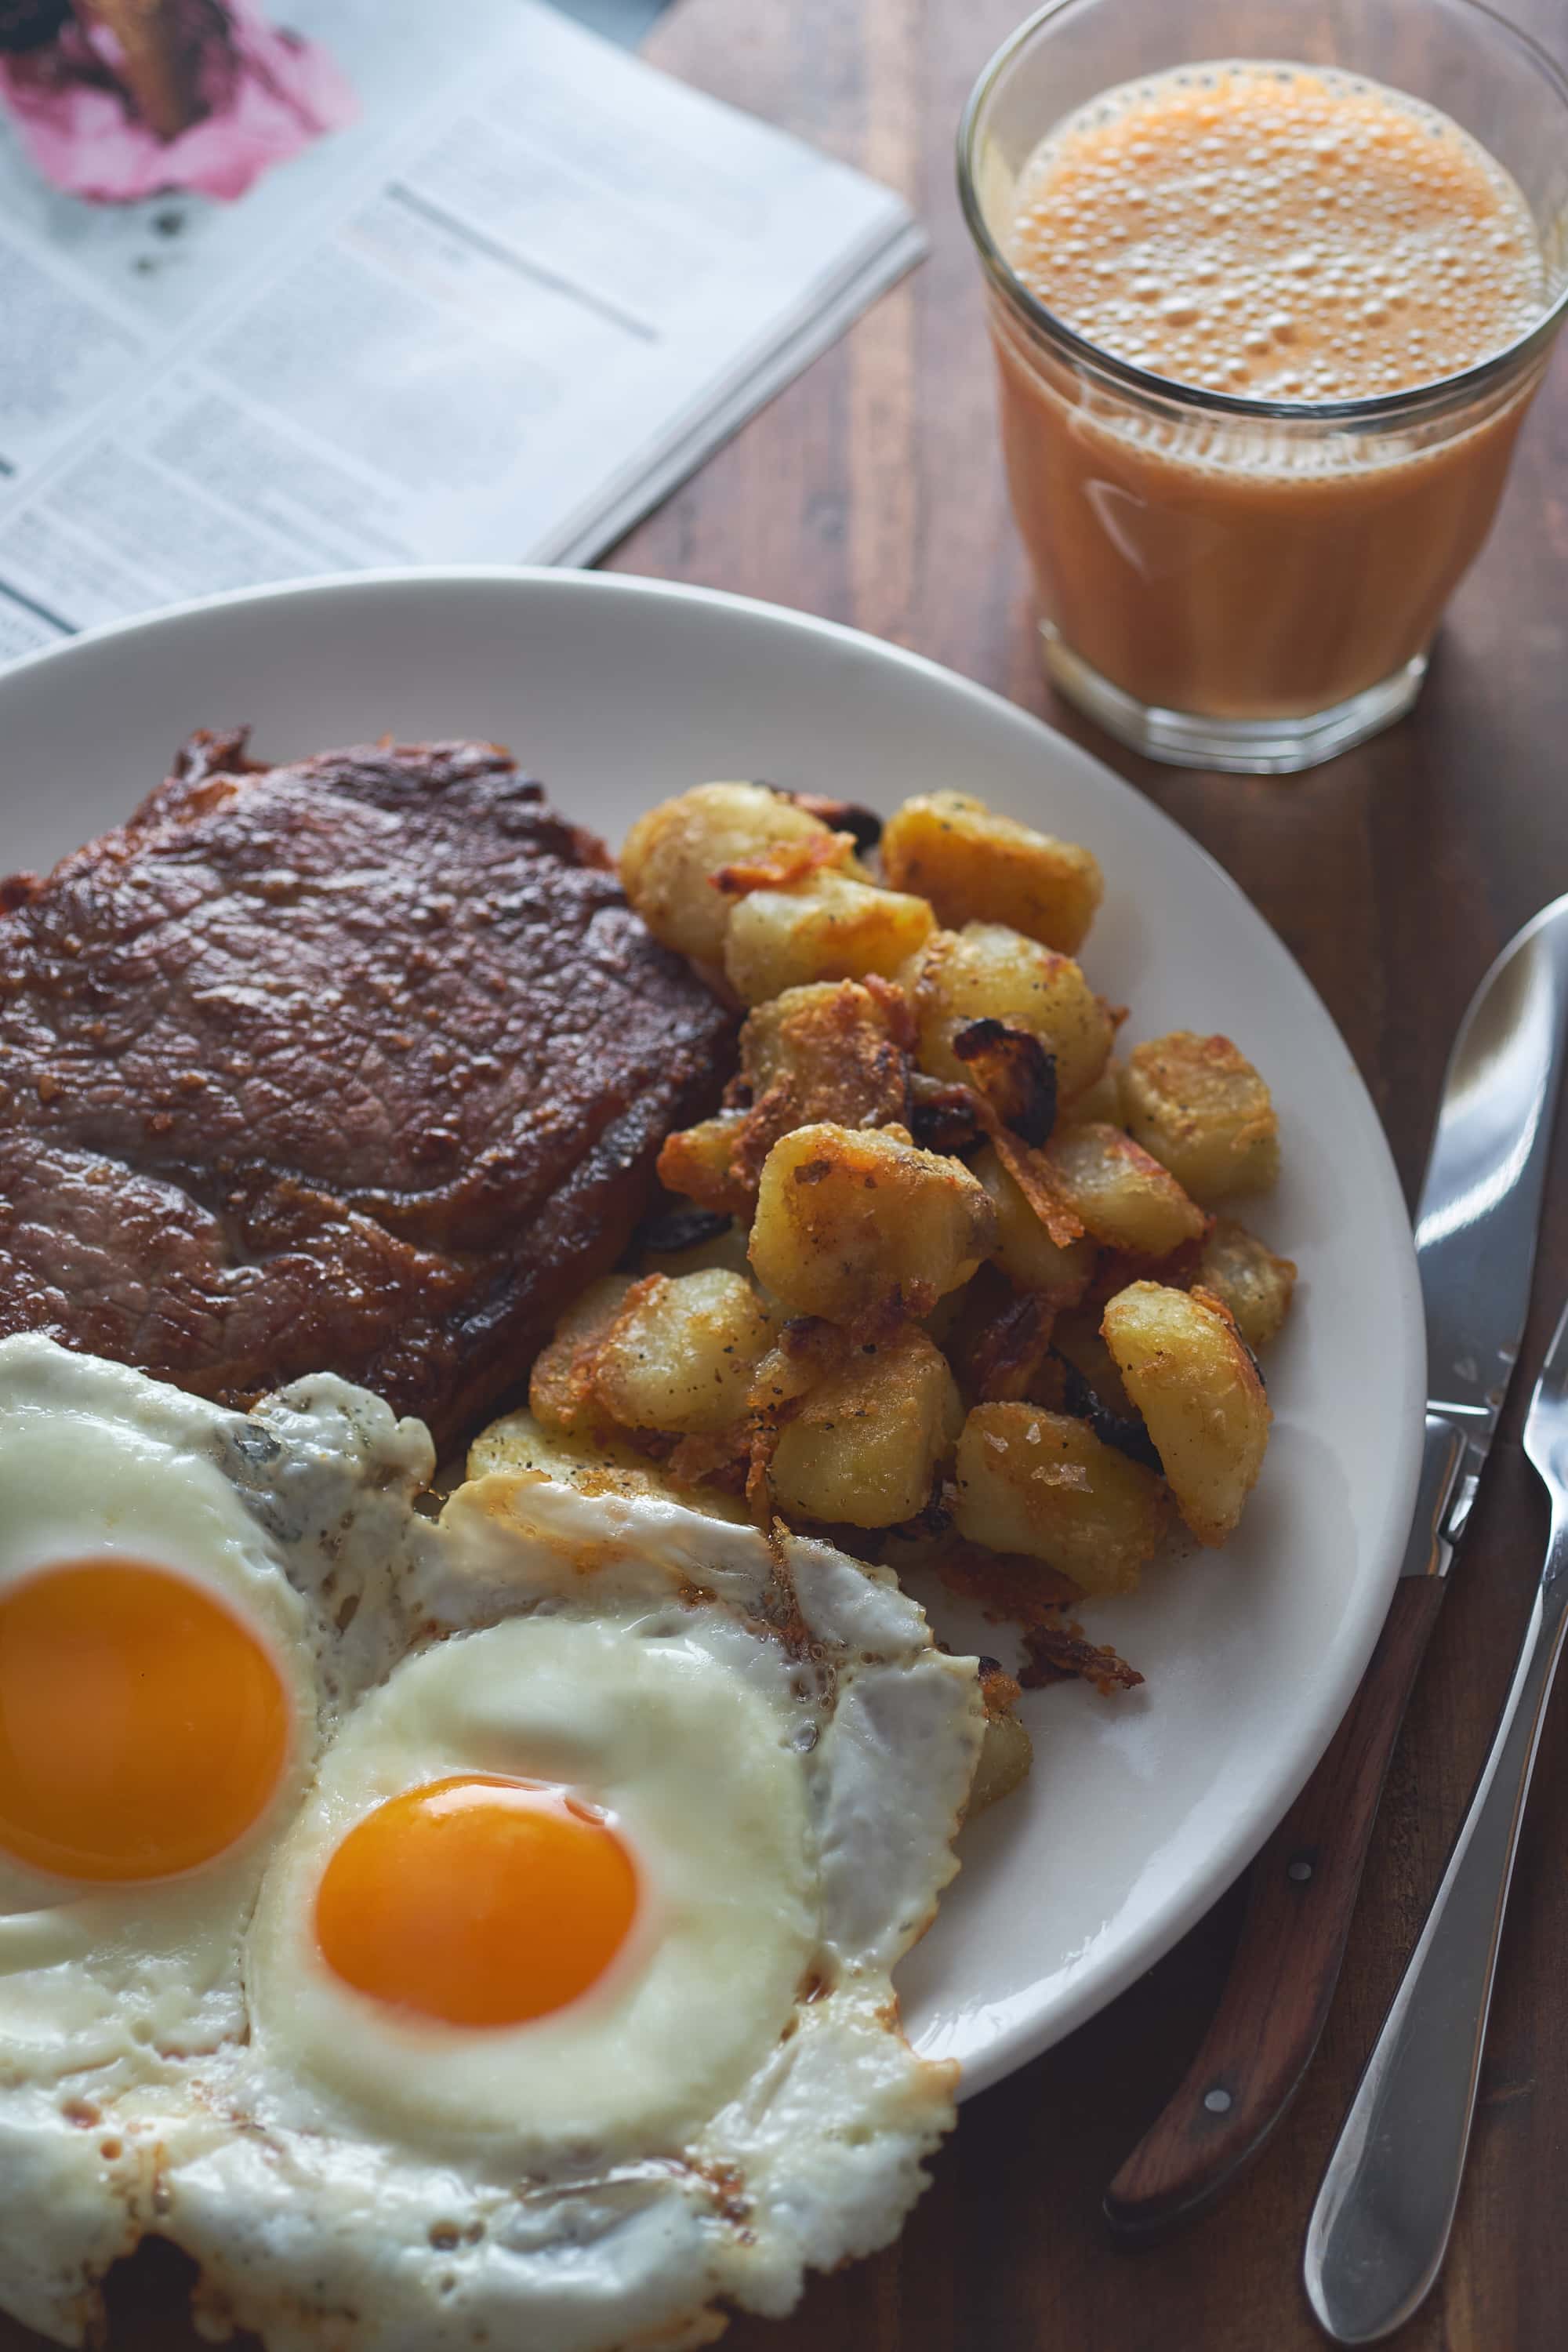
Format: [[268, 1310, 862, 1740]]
[[0, 731, 735, 1446]]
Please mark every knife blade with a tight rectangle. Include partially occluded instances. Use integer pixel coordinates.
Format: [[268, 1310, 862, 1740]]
[[1104, 893, 1568, 2242]]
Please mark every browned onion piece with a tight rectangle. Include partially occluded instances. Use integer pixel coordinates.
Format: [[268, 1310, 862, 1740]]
[[951, 1018, 1058, 1147], [769, 785, 884, 854], [1054, 1350, 1164, 1472]]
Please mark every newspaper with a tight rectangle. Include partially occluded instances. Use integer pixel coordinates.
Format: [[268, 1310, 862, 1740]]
[[0, 0, 923, 666]]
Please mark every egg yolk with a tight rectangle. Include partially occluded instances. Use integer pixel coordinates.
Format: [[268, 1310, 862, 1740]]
[[0, 1558, 291, 1882], [314, 1776, 639, 2028]]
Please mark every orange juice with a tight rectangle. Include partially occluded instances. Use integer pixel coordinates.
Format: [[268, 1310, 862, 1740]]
[[992, 63, 1549, 722]]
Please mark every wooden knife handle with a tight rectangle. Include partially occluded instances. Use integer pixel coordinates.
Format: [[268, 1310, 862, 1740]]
[[1102, 1573, 1446, 2243]]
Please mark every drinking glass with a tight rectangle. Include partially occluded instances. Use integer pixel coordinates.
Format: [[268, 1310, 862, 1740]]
[[959, 0, 1568, 771]]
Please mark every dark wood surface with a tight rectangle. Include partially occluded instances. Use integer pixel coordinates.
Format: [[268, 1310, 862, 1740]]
[[1104, 1573, 1450, 2240], [617, 3, 1568, 2349], [9, 5, 1565, 2350]]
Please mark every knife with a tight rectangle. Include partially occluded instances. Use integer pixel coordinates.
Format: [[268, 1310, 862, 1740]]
[[1305, 1288, 1568, 2341], [1103, 893, 1568, 2243]]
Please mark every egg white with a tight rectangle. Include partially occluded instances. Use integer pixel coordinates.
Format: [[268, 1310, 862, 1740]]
[[154, 1474, 986, 2352], [244, 1612, 818, 2161], [0, 1338, 435, 2348], [0, 1373, 318, 2073]]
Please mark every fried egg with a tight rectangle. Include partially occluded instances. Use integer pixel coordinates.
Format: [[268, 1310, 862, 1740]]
[[0, 1337, 434, 2342], [241, 1613, 818, 2165], [0, 1351, 985, 2352]]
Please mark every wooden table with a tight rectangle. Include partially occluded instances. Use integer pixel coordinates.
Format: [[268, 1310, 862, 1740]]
[[620, 4, 1568, 2349], [15, 5, 1565, 2350]]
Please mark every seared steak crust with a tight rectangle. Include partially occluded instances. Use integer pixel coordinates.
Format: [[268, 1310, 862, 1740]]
[[0, 732, 734, 1444]]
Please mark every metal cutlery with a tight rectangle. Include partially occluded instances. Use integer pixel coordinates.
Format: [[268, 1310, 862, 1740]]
[[1105, 893, 1568, 2241], [1305, 1287, 1568, 2342]]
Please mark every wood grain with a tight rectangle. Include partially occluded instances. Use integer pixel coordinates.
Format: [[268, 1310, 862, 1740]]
[[1104, 1573, 1449, 2240], [5, 3, 1564, 2349]]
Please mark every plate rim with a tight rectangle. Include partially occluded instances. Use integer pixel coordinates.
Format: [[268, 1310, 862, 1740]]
[[0, 562, 1427, 2099]]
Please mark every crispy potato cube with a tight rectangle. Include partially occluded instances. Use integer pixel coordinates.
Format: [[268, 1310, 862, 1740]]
[[749, 1122, 996, 1323], [729, 982, 911, 1203], [1069, 1056, 1125, 1127], [909, 923, 1114, 1102], [735, 980, 909, 1174], [466, 1410, 748, 1523], [619, 782, 843, 963], [528, 1276, 633, 1440], [1044, 1123, 1207, 1257], [953, 1403, 1167, 1594], [881, 790, 1103, 955], [656, 1112, 754, 1218], [974, 1143, 1097, 1295], [724, 873, 935, 1005], [592, 1270, 776, 1436], [1123, 1033, 1281, 1203], [1102, 1280, 1272, 1545], [741, 978, 903, 1093], [1196, 1219, 1298, 1352], [770, 1325, 962, 1528], [967, 1707, 1035, 1819]]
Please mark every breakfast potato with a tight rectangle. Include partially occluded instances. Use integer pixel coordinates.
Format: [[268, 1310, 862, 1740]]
[[591, 1270, 778, 1437], [907, 923, 1115, 1102], [528, 1276, 633, 1440], [1123, 1033, 1281, 1203], [953, 1402, 1167, 1594], [1044, 1122, 1207, 1258], [1196, 1218, 1298, 1351], [749, 1122, 996, 1323], [969, 1711, 1034, 1818], [770, 1324, 962, 1528], [967, 1665, 1035, 1817], [742, 977, 904, 1088], [1101, 1280, 1271, 1545], [619, 782, 847, 964], [724, 873, 935, 1005], [739, 980, 909, 1147], [467, 1408, 749, 1522], [881, 790, 1103, 955], [973, 1142, 1097, 1296], [656, 1112, 753, 1219]]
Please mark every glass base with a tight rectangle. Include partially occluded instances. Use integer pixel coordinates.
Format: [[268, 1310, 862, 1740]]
[[1040, 627, 1428, 775]]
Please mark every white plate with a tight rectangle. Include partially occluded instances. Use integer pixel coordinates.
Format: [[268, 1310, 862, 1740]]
[[0, 567, 1424, 2100]]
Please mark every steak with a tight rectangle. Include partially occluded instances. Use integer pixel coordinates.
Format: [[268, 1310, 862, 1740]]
[[0, 731, 734, 1446]]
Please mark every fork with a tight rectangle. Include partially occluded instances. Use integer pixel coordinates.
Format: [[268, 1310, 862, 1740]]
[[1304, 1291, 1568, 2343]]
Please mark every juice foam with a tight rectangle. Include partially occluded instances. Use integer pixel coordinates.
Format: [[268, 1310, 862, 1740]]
[[1007, 62, 1544, 401]]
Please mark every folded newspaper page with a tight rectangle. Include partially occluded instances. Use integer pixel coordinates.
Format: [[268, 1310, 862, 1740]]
[[0, 0, 924, 666]]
